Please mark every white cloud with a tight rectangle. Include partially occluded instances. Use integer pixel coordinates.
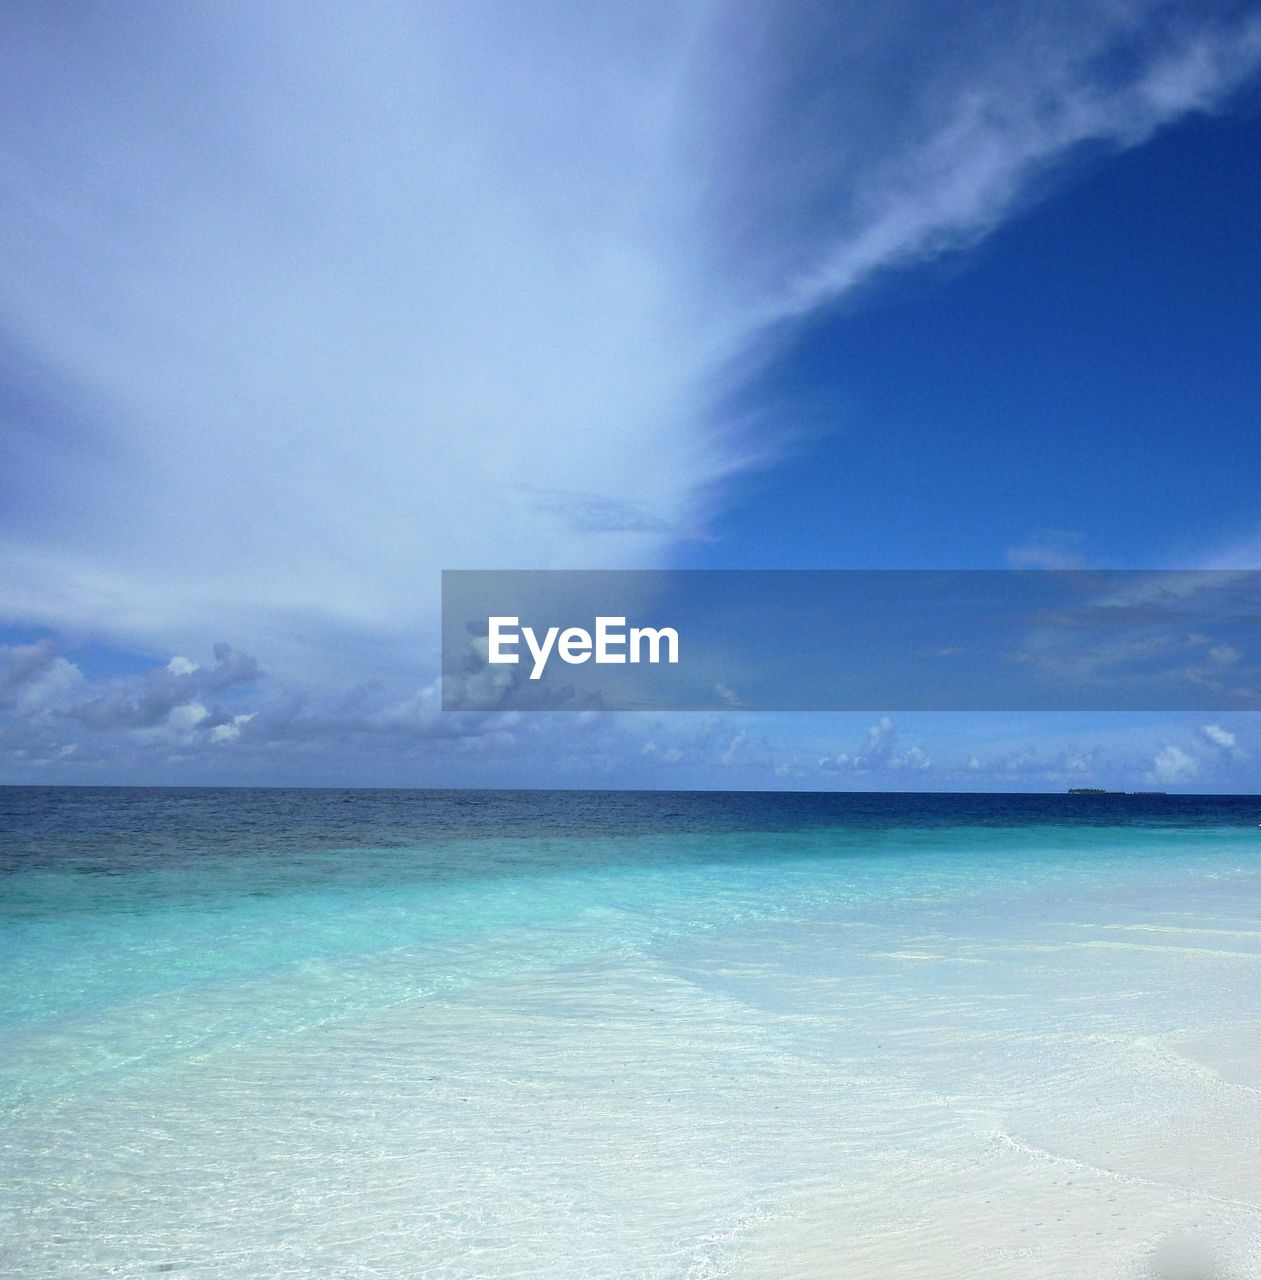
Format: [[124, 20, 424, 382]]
[[819, 716, 932, 773], [707, 3, 1261, 323], [167, 702, 208, 733], [1198, 722, 1246, 761], [71, 642, 259, 731], [641, 740, 685, 765], [714, 683, 741, 707], [1006, 530, 1089, 570], [972, 742, 1100, 780], [1, 641, 85, 714], [718, 728, 776, 769], [1150, 744, 1199, 784], [896, 745, 932, 771], [210, 712, 255, 744]]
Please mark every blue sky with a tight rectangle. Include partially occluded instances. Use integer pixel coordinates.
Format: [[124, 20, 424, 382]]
[[2, 0, 1260, 791], [700, 103, 1261, 573]]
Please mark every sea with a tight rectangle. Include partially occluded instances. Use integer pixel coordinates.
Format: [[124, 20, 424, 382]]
[[2, 787, 1260, 1279]]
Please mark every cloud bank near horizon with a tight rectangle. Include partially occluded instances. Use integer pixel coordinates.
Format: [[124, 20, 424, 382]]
[[2, 633, 1255, 792], [3, 1, 1260, 691]]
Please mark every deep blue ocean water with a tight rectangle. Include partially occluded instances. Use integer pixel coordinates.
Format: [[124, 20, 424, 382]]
[[3, 788, 1261, 1278]]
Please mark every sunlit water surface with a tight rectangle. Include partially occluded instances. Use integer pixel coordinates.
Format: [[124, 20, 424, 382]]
[[3, 788, 1260, 1278]]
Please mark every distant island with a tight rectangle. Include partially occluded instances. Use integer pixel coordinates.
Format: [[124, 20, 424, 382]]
[[1067, 788, 1167, 795]]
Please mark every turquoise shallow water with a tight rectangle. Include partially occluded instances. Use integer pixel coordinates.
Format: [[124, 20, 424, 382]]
[[3, 788, 1261, 1278]]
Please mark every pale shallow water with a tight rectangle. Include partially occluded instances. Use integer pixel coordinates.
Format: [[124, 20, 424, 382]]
[[2, 788, 1260, 1278]]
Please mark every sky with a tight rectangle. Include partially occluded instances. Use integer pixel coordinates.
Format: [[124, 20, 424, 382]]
[[2, 0, 1260, 791]]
